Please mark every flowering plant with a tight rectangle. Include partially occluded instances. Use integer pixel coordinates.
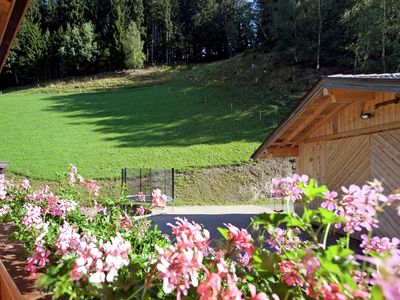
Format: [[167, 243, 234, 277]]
[[1, 167, 400, 299]]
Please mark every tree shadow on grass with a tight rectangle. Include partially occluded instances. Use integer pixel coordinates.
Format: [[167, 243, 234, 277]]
[[43, 82, 291, 148]]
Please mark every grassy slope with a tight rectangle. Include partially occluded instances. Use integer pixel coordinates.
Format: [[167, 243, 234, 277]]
[[0, 58, 299, 180]]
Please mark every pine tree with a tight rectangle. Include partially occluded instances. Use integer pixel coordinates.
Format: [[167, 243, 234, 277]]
[[123, 21, 146, 69]]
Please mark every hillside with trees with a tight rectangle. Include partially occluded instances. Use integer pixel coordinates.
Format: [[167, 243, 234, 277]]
[[1, 0, 399, 88]]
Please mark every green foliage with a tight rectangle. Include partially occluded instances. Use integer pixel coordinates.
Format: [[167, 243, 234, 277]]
[[2, 0, 400, 87], [59, 22, 98, 72], [123, 21, 145, 69]]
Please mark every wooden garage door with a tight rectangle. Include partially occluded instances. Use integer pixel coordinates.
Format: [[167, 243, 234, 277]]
[[370, 129, 400, 237]]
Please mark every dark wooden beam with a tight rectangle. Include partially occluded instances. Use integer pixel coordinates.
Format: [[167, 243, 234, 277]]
[[0, 0, 30, 71], [258, 147, 299, 158], [294, 103, 349, 142]]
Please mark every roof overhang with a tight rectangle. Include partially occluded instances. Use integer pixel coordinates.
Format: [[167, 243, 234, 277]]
[[252, 74, 400, 159], [0, 0, 30, 71]]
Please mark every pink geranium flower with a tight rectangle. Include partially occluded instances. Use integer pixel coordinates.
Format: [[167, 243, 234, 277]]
[[360, 234, 400, 256], [0, 205, 9, 216], [20, 179, 31, 190], [118, 213, 132, 230], [224, 223, 255, 257], [25, 240, 50, 275], [271, 174, 308, 202], [334, 182, 382, 233], [266, 227, 301, 254], [150, 189, 167, 209], [279, 260, 304, 287], [22, 204, 46, 230], [155, 218, 210, 298], [249, 284, 269, 300], [137, 192, 146, 202], [55, 222, 81, 256], [197, 272, 222, 300], [0, 174, 12, 200], [136, 206, 146, 216], [321, 191, 338, 211], [68, 164, 78, 185], [221, 274, 243, 300]]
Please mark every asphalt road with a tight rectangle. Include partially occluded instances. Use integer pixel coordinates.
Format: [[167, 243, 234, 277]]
[[149, 214, 255, 240]]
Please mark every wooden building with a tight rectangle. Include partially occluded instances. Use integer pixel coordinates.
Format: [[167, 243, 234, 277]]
[[252, 74, 400, 237], [0, 0, 30, 70]]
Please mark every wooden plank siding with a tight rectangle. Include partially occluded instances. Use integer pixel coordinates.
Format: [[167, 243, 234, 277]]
[[308, 93, 399, 139], [370, 129, 400, 237], [297, 129, 400, 237]]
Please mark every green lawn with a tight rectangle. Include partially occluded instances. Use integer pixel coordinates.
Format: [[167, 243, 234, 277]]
[[0, 67, 294, 180]]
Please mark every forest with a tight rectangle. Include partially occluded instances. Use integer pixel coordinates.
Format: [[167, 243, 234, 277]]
[[1, 0, 399, 88]]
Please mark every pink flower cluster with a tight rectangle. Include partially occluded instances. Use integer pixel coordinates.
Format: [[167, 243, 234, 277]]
[[82, 179, 100, 198], [46, 194, 78, 217], [57, 228, 131, 284], [70, 233, 104, 282], [0, 205, 9, 216], [0, 174, 12, 200], [25, 239, 51, 275], [20, 179, 31, 190], [360, 234, 400, 256], [22, 204, 47, 230], [334, 183, 383, 233], [55, 222, 81, 256], [118, 213, 132, 231], [68, 164, 100, 197], [280, 250, 357, 299], [150, 189, 167, 209], [68, 164, 79, 185], [357, 254, 400, 300], [155, 217, 210, 298], [224, 223, 255, 259], [26, 186, 50, 202], [271, 174, 309, 202], [266, 227, 302, 254], [321, 191, 339, 211], [137, 191, 146, 201], [136, 206, 145, 216], [197, 271, 256, 300], [26, 186, 77, 218]]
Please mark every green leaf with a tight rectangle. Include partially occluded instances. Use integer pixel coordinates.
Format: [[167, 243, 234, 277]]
[[318, 208, 346, 225], [371, 285, 384, 300], [251, 252, 280, 273], [217, 227, 229, 240], [253, 213, 287, 227], [283, 216, 306, 230], [299, 179, 328, 202], [321, 261, 342, 274]]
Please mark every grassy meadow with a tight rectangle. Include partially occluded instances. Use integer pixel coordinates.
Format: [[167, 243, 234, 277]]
[[0, 63, 298, 180]]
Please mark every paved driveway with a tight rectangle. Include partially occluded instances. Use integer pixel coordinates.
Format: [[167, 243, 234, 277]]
[[149, 205, 273, 239], [150, 213, 256, 240]]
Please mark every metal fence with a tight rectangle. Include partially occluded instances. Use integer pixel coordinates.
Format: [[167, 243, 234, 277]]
[[121, 168, 174, 199]]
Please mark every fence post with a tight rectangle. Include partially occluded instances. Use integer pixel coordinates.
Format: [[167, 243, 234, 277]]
[[139, 169, 142, 193], [172, 168, 175, 199]]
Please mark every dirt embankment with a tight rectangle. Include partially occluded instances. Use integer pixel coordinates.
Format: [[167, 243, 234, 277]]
[[20, 159, 296, 206], [174, 159, 295, 205]]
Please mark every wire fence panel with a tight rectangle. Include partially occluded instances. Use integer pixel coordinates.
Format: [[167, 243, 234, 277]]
[[121, 168, 174, 198]]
